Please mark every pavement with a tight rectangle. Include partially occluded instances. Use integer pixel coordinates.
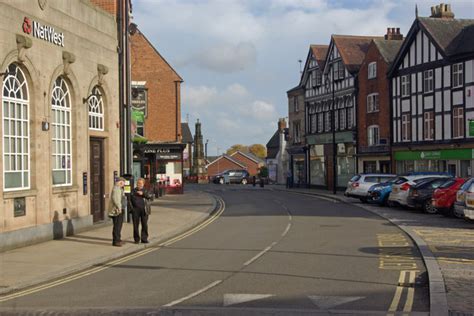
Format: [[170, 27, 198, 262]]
[[0, 190, 217, 296], [272, 185, 474, 316]]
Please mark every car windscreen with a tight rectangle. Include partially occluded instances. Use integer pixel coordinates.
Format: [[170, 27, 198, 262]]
[[461, 179, 474, 191], [350, 175, 361, 182], [438, 179, 456, 189], [364, 176, 378, 183]]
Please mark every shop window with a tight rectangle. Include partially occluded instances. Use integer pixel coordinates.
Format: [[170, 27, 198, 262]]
[[2, 64, 30, 190], [51, 77, 72, 186], [363, 161, 377, 173], [88, 86, 104, 131]]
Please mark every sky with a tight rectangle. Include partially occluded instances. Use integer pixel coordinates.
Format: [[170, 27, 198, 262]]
[[133, 0, 474, 156]]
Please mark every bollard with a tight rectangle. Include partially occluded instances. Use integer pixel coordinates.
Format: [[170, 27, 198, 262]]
[[253, 176, 256, 187]]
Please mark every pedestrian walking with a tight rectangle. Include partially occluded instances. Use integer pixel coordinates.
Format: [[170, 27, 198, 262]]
[[286, 169, 293, 188], [108, 177, 126, 247], [130, 178, 153, 244]]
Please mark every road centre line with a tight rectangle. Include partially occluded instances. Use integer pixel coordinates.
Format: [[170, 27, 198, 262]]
[[244, 242, 278, 266], [0, 196, 226, 302], [163, 280, 223, 307]]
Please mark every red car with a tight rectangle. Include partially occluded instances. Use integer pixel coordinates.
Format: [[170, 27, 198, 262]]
[[432, 178, 466, 216]]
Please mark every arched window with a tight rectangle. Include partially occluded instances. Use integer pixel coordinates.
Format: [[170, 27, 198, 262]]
[[51, 77, 72, 186], [88, 86, 104, 131], [2, 64, 30, 190]]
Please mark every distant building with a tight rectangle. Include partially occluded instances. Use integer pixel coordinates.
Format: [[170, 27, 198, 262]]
[[181, 122, 193, 177], [357, 29, 404, 173], [130, 28, 185, 194], [206, 155, 247, 178], [388, 4, 474, 177], [230, 151, 265, 176], [266, 118, 289, 184]]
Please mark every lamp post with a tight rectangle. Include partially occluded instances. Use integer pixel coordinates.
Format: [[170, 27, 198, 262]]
[[325, 66, 337, 195]]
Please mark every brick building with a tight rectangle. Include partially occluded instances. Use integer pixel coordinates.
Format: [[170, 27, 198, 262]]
[[130, 28, 185, 193], [230, 151, 264, 176], [357, 29, 403, 173], [206, 155, 247, 178]]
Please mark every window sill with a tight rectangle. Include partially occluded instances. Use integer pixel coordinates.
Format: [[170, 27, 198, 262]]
[[3, 189, 38, 199], [52, 185, 79, 194]]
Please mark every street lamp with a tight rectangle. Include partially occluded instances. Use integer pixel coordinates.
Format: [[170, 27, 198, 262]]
[[325, 67, 337, 195]]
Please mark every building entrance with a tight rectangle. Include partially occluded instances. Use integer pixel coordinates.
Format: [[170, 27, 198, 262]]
[[90, 138, 105, 222]]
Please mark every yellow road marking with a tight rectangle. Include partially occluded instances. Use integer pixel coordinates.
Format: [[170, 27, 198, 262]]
[[403, 271, 416, 313], [0, 196, 225, 302], [387, 270, 406, 314]]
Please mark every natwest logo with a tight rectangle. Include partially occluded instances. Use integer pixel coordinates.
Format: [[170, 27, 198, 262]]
[[22, 17, 64, 47]]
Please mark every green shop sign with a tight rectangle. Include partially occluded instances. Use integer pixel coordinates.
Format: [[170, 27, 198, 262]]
[[395, 148, 474, 161]]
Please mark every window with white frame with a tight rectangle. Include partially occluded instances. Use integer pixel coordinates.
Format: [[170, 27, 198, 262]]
[[367, 93, 379, 113], [402, 113, 411, 141], [423, 111, 434, 140], [88, 86, 104, 130], [51, 77, 72, 186], [340, 109, 346, 130], [347, 107, 353, 129], [2, 64, 30, 190], [423, 70, 434, 93], [324, 111, 331, 131], [368, 62, 377, 79], [453, 63, 463, 88], [401, 75, 411, 97], [453, 107, 464, 138], [367, 125, 380, 146], [338, 61, 344, 79], [317, 113, 323, 132]]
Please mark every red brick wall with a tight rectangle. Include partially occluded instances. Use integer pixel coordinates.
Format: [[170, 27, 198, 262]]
[[131, 31, 182, 142], [89, 0, 117, 15], [207, 158, 246, 177], [231, 152, 259, 176], [357, 42, 391, 147]]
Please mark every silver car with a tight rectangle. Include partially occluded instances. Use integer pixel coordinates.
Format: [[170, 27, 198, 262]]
[[345, 174, 397, 202], [389, 174, 450, 207]]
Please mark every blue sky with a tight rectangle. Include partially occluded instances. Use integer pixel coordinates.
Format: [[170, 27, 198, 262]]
[[133, 0, 473, 156]]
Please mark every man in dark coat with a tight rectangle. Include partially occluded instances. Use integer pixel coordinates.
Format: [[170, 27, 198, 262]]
[[130, 178, 153, 244]]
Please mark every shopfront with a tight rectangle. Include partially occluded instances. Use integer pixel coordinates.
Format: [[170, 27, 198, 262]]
[[394, 148, 474, 177], [133, 143, 186, 194], [287, 147, 306, 187]]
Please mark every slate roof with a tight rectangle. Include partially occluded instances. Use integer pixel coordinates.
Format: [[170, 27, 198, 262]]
[[332, 35, 383, 74], [418, 17, 474, 57], [266, 130, 280, 159], [205, 154, 246, 169], [310, 45, 329, 69], [231, 151, 265, 164], [373, 39, 404, 64], [181, 123, 193, 143]]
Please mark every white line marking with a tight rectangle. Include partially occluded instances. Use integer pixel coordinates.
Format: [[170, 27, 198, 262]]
[[163, 280, 222, 307], [281, 223, 291, 237], [244, 242, 277, 266], [223, 293, 274, 307]]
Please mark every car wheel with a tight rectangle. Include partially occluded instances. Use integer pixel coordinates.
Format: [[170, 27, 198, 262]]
[[453, 207, 464, 219], [382, 196, 389, 207], [219, 178, 224, 184], [241, 178, 248, 185], [387, 200, 396, 208], [423, 199, 437, 214], [359, 197, 368, 203]]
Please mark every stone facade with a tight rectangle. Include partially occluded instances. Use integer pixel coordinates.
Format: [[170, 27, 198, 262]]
[[0, 0, 120, 250]]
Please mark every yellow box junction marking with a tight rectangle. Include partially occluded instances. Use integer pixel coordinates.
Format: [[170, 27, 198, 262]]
[[377, 234, 418, 270]]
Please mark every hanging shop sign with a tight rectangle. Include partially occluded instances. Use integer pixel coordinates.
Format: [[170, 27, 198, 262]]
[[22, 17, 65, 47], [143, 147, 182, 160]]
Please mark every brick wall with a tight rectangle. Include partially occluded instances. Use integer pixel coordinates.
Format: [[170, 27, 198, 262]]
[[89, 0, 117, 15], [131, 30, 183, 142], [207, 157, 247, 177], [357, 42, 391, 148], [287, 87, 306, 146], [231, 152, 259, 176]]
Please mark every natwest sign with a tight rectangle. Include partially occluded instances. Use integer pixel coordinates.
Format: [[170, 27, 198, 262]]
[[22, 17, 64, 47]]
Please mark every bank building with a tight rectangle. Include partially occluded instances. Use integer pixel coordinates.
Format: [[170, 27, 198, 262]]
[[0, 0, 122, 250]]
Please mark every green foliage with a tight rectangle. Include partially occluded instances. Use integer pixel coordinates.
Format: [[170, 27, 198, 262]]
[[226, 144, 249, 155], [258, 166, 269, 178], [132, 135, 148, 144], [248, 144, 267, 159]]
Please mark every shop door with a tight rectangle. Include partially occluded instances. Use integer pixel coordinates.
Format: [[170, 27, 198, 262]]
[[90, 138, 104, 222], [448, 163, 456, 177], [380, 161, 390, 173]]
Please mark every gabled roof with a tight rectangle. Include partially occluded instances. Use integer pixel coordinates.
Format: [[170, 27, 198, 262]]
[[389, 17, 474, 76], [311, 45, 329, 69], [181, 123, 193, 143], [205, 154, 246, 169], [418, 17, 474, 57], [230, 151, 263, 164], [266, 130, 279, 149], [372, 39, 404, 64], [331, 35, 382, 74]]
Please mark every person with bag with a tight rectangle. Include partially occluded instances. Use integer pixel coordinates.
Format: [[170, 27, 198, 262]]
[[130, 178, 153, 244], [108, 177, 126, 247]]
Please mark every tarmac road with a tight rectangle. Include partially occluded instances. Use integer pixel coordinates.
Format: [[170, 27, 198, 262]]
[[0, 185, 429, 315]]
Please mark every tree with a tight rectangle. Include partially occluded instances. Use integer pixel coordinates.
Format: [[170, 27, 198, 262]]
[[226, 144, 248, 156], [248, 144, 266, 159]]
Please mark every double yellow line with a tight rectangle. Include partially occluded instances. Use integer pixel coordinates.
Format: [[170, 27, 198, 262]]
[[387, 270, 417, 315], [0, 196, 225, 302]]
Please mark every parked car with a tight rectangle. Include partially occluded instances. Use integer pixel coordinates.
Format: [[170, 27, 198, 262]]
[[407, 177, 452, 213], [388, 173, 451, 207], [463, 181, 474, 220], [432, 178, 466, 216], [345, 174, 397, 202], [212, 170, 250, 184], [367, 177, 400, 206], [454, 178, 474, 218]]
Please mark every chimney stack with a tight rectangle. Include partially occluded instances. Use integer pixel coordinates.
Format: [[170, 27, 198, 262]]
[[384, 27, 403, 40], [430, 3, 455, 19], [278, 118, 287, 132]]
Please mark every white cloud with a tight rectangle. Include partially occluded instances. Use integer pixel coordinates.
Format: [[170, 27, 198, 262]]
[[182, 85, 217, 108]]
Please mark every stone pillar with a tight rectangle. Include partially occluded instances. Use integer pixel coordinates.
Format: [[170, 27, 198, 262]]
[[192, 119, 208, 183]]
